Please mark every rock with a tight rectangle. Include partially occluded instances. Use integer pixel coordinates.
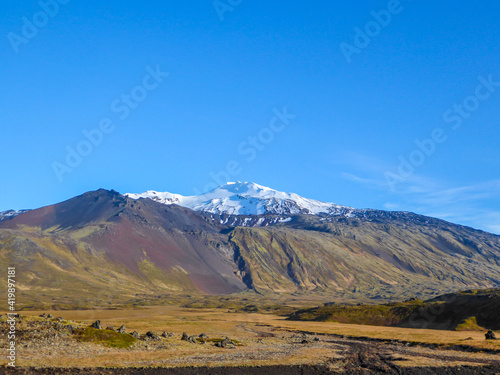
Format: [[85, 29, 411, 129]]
[[47, 314, 54, 319], [199, 333, 208, 339], [145, 331, 161, 340], [161, 331, 173, 338], [216, 337, 236, 348], [106, 326, 115, 331], [56, 317, 64, 322], [131, 331, 140, 339], [39, 313, 48, 318], [117, 325, 126, 334], [180, 333, 197, 343], [91, 320, 102, 329], [485, 330, 497, 340]]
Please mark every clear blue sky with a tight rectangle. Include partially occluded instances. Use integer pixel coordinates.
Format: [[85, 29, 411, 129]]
[[1, 0, 499, 234]]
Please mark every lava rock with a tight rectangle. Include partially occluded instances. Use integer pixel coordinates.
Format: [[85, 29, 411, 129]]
[[485, 330, 497, 340]]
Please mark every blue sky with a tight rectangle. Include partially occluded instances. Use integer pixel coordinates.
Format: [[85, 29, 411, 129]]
[[1, 0, 499, 234]]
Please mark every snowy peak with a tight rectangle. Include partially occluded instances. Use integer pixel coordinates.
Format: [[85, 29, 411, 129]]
[[0, 209, 30, 222], [126, 182, 355, 216]]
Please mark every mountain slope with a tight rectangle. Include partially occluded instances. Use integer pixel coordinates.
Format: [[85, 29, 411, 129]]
[[228, 213, 500, 299], [0, 189, 246, 307]]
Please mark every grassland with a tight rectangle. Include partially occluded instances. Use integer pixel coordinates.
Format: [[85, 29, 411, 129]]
[[2, 304, 499, 370], [290, 288, 500, 330]]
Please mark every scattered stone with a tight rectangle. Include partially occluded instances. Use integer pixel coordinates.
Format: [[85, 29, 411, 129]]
[[181, 332, 190, 341], [39, 313, 48, 318], [485, 330, 497, 340], [131, 331, 140, 339], [106, 326, 115, 331], [117, 325, 126, 334], [216, 337, 236, 348], [199, 333, 208, 339], [91, 320, 102, 329], [313, 337, 320, 342], [56, 317, 64, 322], [161, 331, 173, 338], [47, 314, 54, 319]]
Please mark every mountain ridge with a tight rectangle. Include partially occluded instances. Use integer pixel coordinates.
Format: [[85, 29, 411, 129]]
[[126, 181, 358, 217]]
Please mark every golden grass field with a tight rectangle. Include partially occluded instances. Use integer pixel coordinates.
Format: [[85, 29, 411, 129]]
[[2, 305, 499, 370]]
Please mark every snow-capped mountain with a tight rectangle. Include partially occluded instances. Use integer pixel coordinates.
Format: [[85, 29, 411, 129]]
[[0, 209, 30, 221], [126, 182, 356, 216]]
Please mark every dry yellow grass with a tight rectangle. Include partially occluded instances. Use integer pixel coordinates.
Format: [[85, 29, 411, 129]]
[[3, 306, 500, 369]]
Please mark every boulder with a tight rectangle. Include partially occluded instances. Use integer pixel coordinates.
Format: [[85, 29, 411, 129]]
[[145, 331, 161, 340], [199, 333, 208, 339], [180, 332, 197, 343], [117, 325, 126, 334], [161, 331, 173, 338], [106, 326, 115, 331], [216, 337, 236, 348], [39, 313, 48, 318], [131, 331, 140, 339], [91, 320, 102, 329], [485, 330, 497, 340], [47, 314, 54, 319]]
